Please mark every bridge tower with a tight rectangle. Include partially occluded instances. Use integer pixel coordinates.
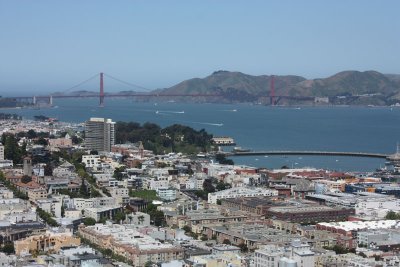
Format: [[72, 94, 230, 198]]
[[99, 72, 104, 107], [270, 75, 275, 106]]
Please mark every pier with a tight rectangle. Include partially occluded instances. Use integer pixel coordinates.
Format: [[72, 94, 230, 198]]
[[223, 150, 389, 159]]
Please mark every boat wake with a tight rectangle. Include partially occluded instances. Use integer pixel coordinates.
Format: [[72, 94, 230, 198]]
[[156, 110, 185, 114], [198, 122, 223, 126]]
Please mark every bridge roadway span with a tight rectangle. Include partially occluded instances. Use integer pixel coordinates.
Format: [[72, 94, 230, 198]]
[[225, 151, 389, 159]]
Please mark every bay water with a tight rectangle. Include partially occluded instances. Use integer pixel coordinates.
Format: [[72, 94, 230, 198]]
[[4, 98, 400, 172]]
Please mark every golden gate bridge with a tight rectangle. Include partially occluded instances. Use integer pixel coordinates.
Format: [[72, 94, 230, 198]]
[[5, 73, 314, 107]]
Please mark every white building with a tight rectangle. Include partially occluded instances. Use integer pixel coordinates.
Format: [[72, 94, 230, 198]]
[[254, 245, 284, 267], [288, 239, 315, 267], [355, 197, 400, 219], [67, 197, 116, 211], [254, 240, 314, 267], [82, 155, 101, 169], [208, 187, 278, 204], [185, 177, 205, 190], [53, 161, 77, 180], [36, 199, 62, 218], [84, 205, 123, 221], [157, 188, 177, 201], [0, 187, 14, 199], [109, 187, 129, 205], [0, 160, 13, 168], [145, 177, 169, 191]]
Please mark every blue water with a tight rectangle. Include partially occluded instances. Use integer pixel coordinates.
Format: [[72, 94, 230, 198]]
[[3, 98, 400, 171]]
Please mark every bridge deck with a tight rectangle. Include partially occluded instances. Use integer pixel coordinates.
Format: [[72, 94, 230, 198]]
[[224, 151, 388, 159]]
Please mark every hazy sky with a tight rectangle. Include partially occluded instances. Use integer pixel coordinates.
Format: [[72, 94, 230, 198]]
[[1, 0, 399, 94]]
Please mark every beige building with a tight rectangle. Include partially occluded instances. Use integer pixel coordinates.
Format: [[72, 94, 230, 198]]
[[186, 252, 243, 267], [79, 224, 184, 266], [27, 187, 48, 202], [48, 137, 72, 149], [14, 230, 80, 256]]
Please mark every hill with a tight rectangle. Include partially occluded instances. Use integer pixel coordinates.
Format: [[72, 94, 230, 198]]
[[158, 70, 400, 105]]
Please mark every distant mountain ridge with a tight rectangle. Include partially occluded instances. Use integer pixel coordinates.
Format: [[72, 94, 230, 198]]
[[52, 70, 400, 106], [158, 70, 400, 105]]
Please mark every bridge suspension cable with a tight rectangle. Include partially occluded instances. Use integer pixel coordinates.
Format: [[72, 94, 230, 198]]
[[61, 73, 100, 94], [103, 73, 152, 92]]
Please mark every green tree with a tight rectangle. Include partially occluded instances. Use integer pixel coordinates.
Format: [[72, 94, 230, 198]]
[[103, 248, 113, 258], [3, 134, 23, 164], [2, 242, 15, 254], [215, 154, 234, 165], [113, 166, 126, 181], [35, 137, 48, 146], [223, 239, 231, 245], [21, 175, 32, 184], [203, 179, 215, 193], [44, 164, 53, 176], [79, 178, 89, 197], [27, 129, 37, 139], [113, 211, 126, 223], [182, 225, 191, 233], [385, 210, 400, 220], [83, 217, 97, 226], [238, 243, 248, 253]]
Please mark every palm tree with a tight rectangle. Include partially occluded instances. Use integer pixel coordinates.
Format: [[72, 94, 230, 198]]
[[138, 215, 145, 225]]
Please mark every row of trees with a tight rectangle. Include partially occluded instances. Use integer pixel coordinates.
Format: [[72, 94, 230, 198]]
[[36, 207, 59, 227], [0, 171, 29, 200]]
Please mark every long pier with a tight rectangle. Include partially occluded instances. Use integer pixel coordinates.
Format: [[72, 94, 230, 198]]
[[224, 151, 389, 159]]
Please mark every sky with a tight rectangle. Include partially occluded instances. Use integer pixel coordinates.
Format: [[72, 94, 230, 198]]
[[0, 0, 399, 95]]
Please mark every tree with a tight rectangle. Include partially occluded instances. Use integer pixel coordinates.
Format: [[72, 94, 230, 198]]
[[3, 134, 23, 164], [113, 211, 126, 223], [138, 215, 145, 225], [203, 179, 215, 193], [27, 129, 37, 139], [83, 217, 96, 226], [103, 248, 113, 258], [2, 242, 15, 254], [35, 137, 48, 146], [71, 135, 82, 144], [216, 181, 230, 191], [79, 178, 89, 197], [113, 166, 126, 181], [44, 164, 53, 176], [223, 239, 231, 245], [182, 225, 191, 233], [385, 210, 400, 220], [215, 154, 234, 165], [21, 175, 32, 184], [238, 243, 248, 253]]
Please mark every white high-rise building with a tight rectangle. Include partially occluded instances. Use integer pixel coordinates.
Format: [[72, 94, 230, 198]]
[[84, 118, 115, 152], [0, 144, 4, 161]]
